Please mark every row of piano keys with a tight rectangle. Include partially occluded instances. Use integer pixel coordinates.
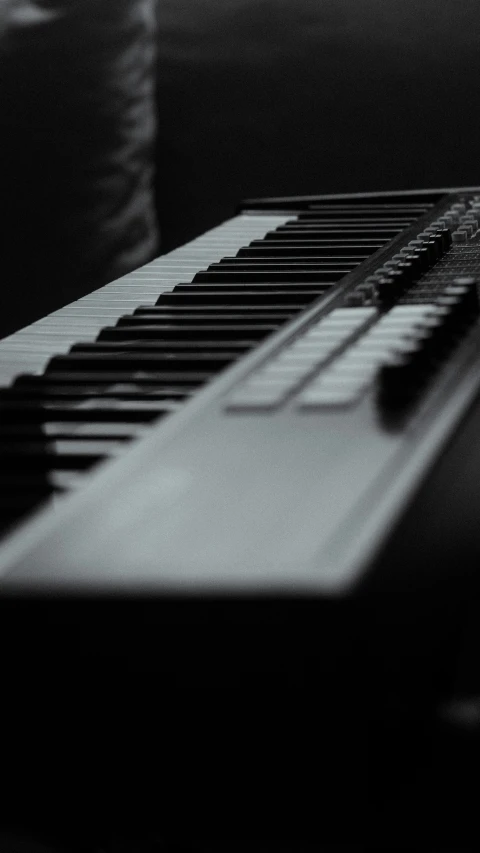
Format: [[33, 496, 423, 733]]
[[0, 201, 433, 535]]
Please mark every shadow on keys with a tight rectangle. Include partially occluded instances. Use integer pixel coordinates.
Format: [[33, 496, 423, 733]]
[[0, 370, 151, 540], [0, 383, 110, 541]]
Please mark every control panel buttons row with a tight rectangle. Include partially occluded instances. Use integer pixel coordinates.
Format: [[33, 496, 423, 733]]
[[226, 275, 478, 413], [225, 307, 377, 410]]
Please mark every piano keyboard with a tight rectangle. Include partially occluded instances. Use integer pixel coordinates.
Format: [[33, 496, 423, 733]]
[[0, 214, 294, 528], [0, 215, 291, 384], [1, 187, 480, 596]]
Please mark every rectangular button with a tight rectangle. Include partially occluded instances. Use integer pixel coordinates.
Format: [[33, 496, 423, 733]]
[[297, 387, 362, 408], [226, 387, 285, 410], [302, 328, 353, 341], [387, 304, 436, 316], [355, 339, 398, 352], [364, 326, 412, 338], [309, 306, 377, 327], [316, 374, 370, 390], [327, 361, 379, 380], [242, 378, 298, 399], [245, 376, 297, 389], [273, 354, 322, 370], [260, 363, 314, 377], [328, 307, 378, 320], [288, 338, 339, 350], [278, 344, 330, 356], [312, 316, 367, 329]]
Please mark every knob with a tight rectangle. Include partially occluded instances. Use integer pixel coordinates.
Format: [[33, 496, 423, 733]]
[[397, 256, 421, 281], [407, 252, 427, 275], [363, 275, 381, 287], [436, 214, 458, 228], [460, 216, 478, 228], [381, 259, 415, 281], [356, 281, 377, 299], [378, 347, 424, 405], [343, 291, 366, 307], [374, 276, 397, 304], [404, 244, 431, 271], [374, 270, 407, 304], [434, 294, 465, 331], [457, 224, 474, 237], [416, 235, 441, 262], [437, 227, 452, 250], [426, 289, 474, 351], [446, 277, 479, 314], [422, 228, 451, 252], [378, 282, 477, 408]]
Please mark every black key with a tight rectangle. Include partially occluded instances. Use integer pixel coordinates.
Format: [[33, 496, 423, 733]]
[[173, 283, 329, 292], [0, 469, 86, 495], [254, 238, 388, 247], [133, 303, 296, 312], [246, 242, 384, 254], [0, 482, 59, 512], [40, 371, 212, 385], [10, 377, 195, 399], [290, 216, 416, 225], [148, 300, 306, 311], [69, 344, 247, 363], [0, 494, 55, 514], [235, 250, 369, 261], [108, 322, 277, 339], [76, 340, 254, 353], [192, 269, 350, 282], [277, 222, 405, 232], [0, 472, 82, 509], [207, 261, 358, 271], [46, 353, 237, 372], [130, 310, 295, 322], [266, 229, 400, 239], [300, 203, 429, 209], [0, 398, 180, 423], [288, 211, 416, 218], [0, 422, 141, 440], [92, 334, 256, 350], [310, 201, 433, 211], [0, 439, 124, 456], [156, 290, 323, 305], [0, 441, 117, 470]]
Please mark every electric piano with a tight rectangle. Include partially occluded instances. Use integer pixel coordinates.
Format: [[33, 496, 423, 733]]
[[1, 188, 480, 845]]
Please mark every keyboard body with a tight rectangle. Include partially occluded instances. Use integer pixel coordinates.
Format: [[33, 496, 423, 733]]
[[0, 185, 477, 692], [0, 187, 479, 604], [1, 188, 480, 845]]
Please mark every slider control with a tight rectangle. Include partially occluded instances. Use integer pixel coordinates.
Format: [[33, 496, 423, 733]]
[[373, 257, 420, 305], [378, 277, 479, 407]]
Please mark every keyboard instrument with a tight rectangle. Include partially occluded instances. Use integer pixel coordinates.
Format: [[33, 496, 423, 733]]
[[0, 186, 480, 684], [2, 187, 480, 846]]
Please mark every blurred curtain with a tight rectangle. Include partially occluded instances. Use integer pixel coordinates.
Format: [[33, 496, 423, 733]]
[[154, 0, 480, 251], [0, 0, 159, 337]]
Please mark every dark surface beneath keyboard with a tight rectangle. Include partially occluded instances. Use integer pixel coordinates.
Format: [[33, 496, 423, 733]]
[[1, 686, 479, 853]]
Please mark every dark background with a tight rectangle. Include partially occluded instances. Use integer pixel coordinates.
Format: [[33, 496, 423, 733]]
[[2, 0, 480, 333], [154, 0, 480, 251], [1, 3, 480, 849]]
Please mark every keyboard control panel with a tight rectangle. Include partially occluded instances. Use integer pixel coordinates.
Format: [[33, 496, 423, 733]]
[[226, 194, 480, 415], [3, 188, 480, 598]]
